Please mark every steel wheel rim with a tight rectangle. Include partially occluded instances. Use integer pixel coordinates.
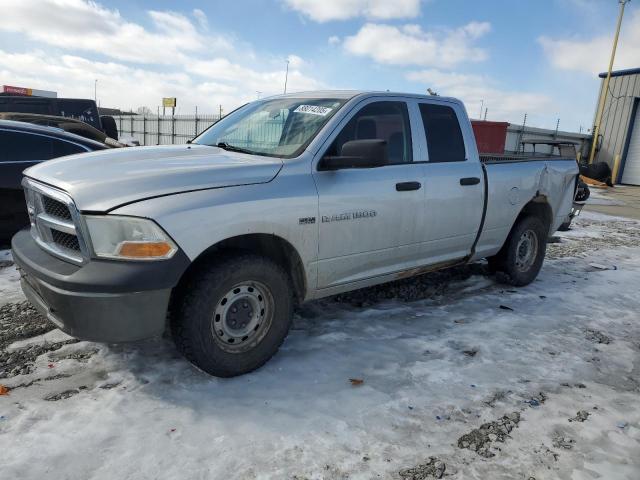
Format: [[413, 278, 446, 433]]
[[515, 229, 538, 272], [211, 281, 274, 353]]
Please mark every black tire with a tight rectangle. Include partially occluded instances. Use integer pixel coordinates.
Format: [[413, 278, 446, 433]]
[[171, 253, 293, 377], [488, 215, 548, 287]]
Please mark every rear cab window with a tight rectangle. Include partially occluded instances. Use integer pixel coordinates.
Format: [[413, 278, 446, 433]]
[[419, 103, 466, 163]]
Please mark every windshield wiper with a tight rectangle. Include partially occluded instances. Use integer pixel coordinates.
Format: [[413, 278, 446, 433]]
[[216, 142, 254, 154]]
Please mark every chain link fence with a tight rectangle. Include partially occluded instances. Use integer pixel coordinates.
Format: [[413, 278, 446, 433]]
[[113, 114, 222, 145]]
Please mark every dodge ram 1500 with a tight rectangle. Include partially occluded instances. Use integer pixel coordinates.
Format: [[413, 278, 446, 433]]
[[12, 91, 579, 377]]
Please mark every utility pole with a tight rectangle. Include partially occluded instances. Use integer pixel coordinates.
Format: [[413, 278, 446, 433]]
[[518, 113, 528, 153], [479, 99, 484, 119], [483, 107, 488, 121], [284, 59, 290, 94], [94, 79, 98, 103], [588, 0, 629, 165]]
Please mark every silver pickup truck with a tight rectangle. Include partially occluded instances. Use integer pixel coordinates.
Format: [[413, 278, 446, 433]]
[[12, 91, 579, 377]]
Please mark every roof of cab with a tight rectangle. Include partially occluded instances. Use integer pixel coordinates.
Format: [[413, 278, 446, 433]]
[[265, 90, 462, 103]]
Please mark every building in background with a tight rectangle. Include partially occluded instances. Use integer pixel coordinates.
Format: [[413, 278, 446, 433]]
[[1, 85, 57, 98], [593, 68, 640, 185]]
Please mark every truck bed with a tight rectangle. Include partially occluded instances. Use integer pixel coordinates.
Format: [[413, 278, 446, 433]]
[[472, 156, 579, 262], [480, 153, 576, 164]]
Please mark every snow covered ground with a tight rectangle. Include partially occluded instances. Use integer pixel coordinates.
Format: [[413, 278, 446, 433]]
[[1, 211, 639, 479]]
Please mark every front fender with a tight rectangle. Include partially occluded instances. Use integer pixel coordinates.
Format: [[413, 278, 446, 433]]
[[110, 172, 319, 295]]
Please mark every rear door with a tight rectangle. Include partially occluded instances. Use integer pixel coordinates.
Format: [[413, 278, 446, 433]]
[[312, 98, 427, 289], [414, 100, 485, 262]]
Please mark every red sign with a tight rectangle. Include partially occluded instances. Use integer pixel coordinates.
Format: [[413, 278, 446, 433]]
[[2, 85, 32, 95]]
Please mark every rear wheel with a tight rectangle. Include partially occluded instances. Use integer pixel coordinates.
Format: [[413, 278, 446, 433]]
[[488, 216, 547, 286], [171, 253, 293, 377]]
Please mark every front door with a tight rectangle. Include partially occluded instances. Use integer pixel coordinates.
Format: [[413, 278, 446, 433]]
[[312, 99, 426, 289]]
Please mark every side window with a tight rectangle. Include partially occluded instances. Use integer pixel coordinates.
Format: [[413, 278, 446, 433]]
[[53, 139, 87, 157], [326, 101, 412, 164], [0, 130, 55, 162], [419, 103, 466, 162]]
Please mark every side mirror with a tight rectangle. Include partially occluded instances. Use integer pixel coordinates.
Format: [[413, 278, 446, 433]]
[[100, 115, 119, 140], [320, 139, 387, 170]]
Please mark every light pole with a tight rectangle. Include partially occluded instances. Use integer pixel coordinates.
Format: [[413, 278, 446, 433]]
[[284, 60, 290, 94], [588, 0, 629, 165], [479, 99, 484, 120], [94, 79, 98, 103]]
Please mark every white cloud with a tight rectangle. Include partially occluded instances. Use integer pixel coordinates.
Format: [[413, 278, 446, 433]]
[[283, 0, 421, 22], [0, 0, 228, 65], [539, 9, 640, 75], [192, 8, 208, 30], [0, 48, 323, 113], [406, 69, 552, 122], [287, 54, 306, 69], [343, 22, 491, 68], [0, 1, 323, 113]]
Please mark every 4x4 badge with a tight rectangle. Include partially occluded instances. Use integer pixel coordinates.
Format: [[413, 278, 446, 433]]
[[299, 217, 316, 225]]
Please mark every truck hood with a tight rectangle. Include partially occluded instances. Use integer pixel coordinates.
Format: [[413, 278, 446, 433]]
[[24, 144, 283, 212]]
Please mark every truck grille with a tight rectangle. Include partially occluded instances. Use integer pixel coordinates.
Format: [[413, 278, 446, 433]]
[[22, 178, 89, 264], [51, 230, 81, 251], [42, 196, 73, 220]]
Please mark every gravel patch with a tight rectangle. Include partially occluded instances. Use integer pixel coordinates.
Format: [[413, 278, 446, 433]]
[[552, 433, 575, 450], [547, 216, 640, 259], [307, 263, 488, 310], [585, 329, 611, 344], [568, 410, 590, 423], [0, 339, 78, 378], [45, 389, 80, 401], [0, 301, 52, 350], [457, 412, 521, 458], [399, 457, 447, 479], [0, 301, 77, 378]]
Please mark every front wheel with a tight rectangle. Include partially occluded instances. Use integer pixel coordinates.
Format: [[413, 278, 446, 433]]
[[488, 216, 548, 286], [171, 254, 293, 377]]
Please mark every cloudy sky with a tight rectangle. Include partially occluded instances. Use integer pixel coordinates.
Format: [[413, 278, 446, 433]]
[[1, 0, 639, 131]]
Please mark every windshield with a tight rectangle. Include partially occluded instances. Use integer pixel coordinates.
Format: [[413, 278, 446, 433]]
[[193, 97, 347, 158]]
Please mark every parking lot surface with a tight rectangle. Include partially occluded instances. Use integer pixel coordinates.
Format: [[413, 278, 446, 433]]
[[1, 210, 639, 480]]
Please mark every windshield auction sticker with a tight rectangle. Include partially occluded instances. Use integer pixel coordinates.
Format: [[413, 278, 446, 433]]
[[294, 105, 333, 116]]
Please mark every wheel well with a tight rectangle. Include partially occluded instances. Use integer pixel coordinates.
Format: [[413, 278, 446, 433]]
[[176, 234, 307, 304], [517, 196, 553, 232]]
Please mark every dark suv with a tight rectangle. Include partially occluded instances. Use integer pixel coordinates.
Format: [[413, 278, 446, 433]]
[[0, 96, 118, 140], [0, 120, 108, 241]]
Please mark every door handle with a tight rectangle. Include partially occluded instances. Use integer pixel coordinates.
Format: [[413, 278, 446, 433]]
[[396, 181, 422, 191], [460, 177, 481, 186]]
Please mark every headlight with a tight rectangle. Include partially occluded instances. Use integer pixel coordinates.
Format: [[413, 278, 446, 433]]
[[84, 215, 177, 260]]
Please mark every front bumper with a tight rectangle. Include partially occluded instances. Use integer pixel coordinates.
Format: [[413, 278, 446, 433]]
[[11, 229, 190, 342]]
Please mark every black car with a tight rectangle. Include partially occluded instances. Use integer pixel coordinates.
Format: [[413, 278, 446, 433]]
[[0, 120, 108, 241]]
